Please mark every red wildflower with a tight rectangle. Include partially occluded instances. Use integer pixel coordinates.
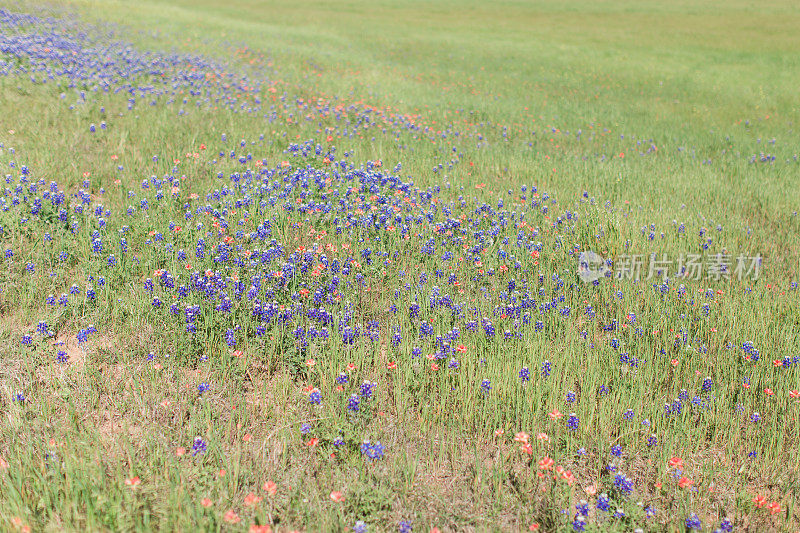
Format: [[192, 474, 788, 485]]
[[263, 480, 277, 496], [223, 510, 241, 524], [538, 457, 554, 470]]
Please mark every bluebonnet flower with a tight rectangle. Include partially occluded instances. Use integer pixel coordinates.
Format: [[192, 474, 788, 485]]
[[360, 440, 385, 460], [309, 389, 322, 405], [519, 366, 530, 382], [613, 473, 633, 495], [225, 328, 236, 347], [597, 493, 611, 512], [669, 398, 683, 415], [567, 413, 579, 431], [192, 436, 207, 456], [391, 327, 402, 346], [481, 379, 491, 393], [685, 513, 702, 530], [360, 381, 376, 399], [575, 500, 589, 516], [198, 382, 210, 394], [347, 394, 361, 412]]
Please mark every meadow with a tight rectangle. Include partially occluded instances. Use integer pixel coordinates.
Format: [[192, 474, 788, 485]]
[[1, 0, 799, 531]]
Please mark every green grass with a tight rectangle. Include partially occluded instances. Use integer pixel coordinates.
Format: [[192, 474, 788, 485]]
[[1, 0, 799, 531]]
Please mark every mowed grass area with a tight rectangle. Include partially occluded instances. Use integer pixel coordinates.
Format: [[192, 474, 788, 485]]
[[0, 0, 799, 532]]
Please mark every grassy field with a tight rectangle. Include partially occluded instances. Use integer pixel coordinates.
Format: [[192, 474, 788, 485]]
[[1, 0, 799, 531]]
